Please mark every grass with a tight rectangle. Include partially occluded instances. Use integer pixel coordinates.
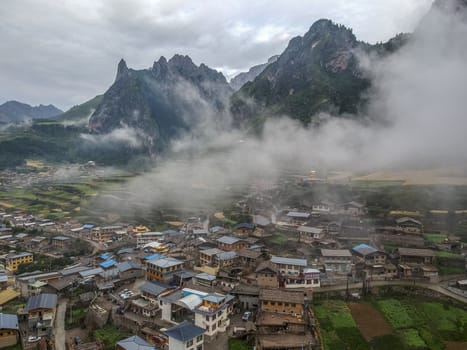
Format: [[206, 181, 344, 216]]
[[315, 301, 368, 350], [375, 299, 416, 329], [65, 306, 88, 329], [401, 329, 427, 348], [269, 232, 289, 245], [419, 302, 467, 341], [435, 251, 464, 259], [93, 324, 131, 350], [228, 338, 254, 350], [424, 233, 448, 243], [438, 266, 466, 275]]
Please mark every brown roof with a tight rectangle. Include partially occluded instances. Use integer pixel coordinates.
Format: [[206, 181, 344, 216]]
[[255, 260, 278, 274], [398, 248, 435, 257], [238, 249, 261, 259], [259, 289, 304, 304], [321, 249, 352, 257]]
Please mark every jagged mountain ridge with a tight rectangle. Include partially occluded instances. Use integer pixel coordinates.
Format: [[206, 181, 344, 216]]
[[0, 100, 63, 123], [230, 19, 408, 126], [88, 55, 232, 152], [230, 55, 279, 91]]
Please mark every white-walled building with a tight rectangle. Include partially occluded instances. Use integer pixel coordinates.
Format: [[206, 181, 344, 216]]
[[165, 321, 205, 350]]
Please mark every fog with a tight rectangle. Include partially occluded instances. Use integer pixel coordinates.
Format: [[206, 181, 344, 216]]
[[94, 1, 467, 213]]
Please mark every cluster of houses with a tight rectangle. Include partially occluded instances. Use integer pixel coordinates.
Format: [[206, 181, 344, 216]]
[[0, 196, 466, 350]]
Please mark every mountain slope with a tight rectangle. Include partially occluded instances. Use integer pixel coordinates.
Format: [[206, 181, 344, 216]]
[[230, 19, 405, 126], [55, 95, 103, 123], [88, 56, 232, 153], [230, 55, 279, 91], [0, 101, 63, 123]]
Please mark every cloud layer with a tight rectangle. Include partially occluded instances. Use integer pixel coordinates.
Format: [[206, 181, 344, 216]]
[[93, 1, 467, 214]]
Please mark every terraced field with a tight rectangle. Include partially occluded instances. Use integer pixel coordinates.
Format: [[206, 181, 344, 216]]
[[315, 298, 467, 350]]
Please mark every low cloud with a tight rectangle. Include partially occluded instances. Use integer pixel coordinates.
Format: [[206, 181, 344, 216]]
[[94, 2, 467, 214], [80, 125, 143, 148]]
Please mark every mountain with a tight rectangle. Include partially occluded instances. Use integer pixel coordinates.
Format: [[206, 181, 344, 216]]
[[0, 101, 63, 123], [55, 95, 103, 124], [230, 55, 279, 91], [230, 19, 407, 126], [88, 55, 232, 153]]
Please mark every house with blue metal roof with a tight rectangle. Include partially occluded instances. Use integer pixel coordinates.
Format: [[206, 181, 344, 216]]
[[116, 335, 157, 350], [25, 293, 57, 336], [99, 259, 117, 269], [165, 321, 205, 350]]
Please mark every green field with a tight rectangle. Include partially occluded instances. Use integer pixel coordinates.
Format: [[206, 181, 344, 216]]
[[315, 298, 467, 350], [424, 233, 448, 243], [315, 300, 368, 350]]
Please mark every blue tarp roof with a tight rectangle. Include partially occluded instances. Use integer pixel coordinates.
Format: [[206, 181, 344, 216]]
[[144, 253, 164, 261], [99, 252, 110, 260], [100, 259, 117, 269]]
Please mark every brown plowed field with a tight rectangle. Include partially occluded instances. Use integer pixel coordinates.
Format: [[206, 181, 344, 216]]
[[348, 302, 392, 341], [445, 341, 467, 350]]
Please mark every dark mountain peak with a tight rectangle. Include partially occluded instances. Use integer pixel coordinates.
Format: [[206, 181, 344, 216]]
[[0, 100, 63, 123], [168, 54, 197, 74], [116, 58, 128, 81]]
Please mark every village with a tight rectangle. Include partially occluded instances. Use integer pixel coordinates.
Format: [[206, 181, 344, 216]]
[[0, 177, 466, 350]]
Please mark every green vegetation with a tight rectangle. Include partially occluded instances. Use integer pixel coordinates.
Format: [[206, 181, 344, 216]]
[[424, 233, 448, 243], [316, 298, 467, 350], [375, 299, 417, 329], [93, 324, 131, 350], [228, 338, 254, 350], [315, 300, 368, 350], [269, 232, 289, 245], [401, 329, 426, 348], [16, 254, 74, 275], [435, 251, 464, 259], [420, 302, 467, 341], [65, 305, 88, 329]]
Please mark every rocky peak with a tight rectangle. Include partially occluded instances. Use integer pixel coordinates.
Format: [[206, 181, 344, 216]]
[[116, 58, 128, 81]]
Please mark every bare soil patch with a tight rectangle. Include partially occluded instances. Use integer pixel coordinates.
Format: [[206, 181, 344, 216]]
[[445, 341, 467, 350], [348, 302, 392, 341]]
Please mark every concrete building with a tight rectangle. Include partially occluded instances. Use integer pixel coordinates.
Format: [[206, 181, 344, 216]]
[[146, 257, 184, 282], [270, 256, 307, 276], [165, 321, 205, 350], [51, 236, 71, 249], [3, 252, 33, 272], [25, 293, 57, 337]]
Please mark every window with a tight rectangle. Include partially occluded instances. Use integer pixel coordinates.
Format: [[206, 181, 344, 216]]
[[197, 345, 203, 350], [186, 339, 193, 347], [196, 335, 203, 342]]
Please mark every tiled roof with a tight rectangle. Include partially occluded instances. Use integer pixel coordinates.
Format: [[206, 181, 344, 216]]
[[165, 321, 205, 342]]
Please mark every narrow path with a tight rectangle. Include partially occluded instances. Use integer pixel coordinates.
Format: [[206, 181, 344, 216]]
[[55, 299, 67, 350]]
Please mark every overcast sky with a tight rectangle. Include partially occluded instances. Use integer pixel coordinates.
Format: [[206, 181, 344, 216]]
[[0, 0, 432, 110]]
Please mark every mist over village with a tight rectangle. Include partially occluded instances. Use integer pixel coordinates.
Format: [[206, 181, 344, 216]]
[[0, 1, 467, 350]]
